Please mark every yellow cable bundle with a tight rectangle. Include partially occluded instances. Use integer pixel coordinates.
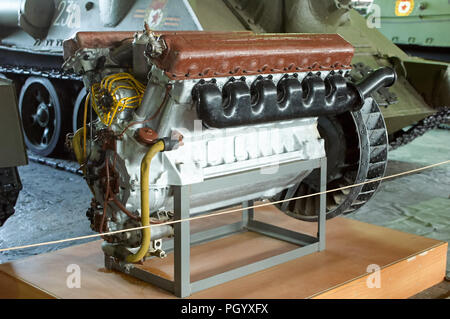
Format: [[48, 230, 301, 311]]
[[90, 73, 145, 126]]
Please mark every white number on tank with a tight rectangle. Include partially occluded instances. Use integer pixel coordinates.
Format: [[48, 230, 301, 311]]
[[54, 0, 81, 29]]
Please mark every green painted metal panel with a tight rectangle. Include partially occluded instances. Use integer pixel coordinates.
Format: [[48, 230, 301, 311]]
[[370, 0, 450, 47], [0, 79, 28, 168]]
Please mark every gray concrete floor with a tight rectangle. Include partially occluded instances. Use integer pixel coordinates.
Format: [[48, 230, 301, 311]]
[[0, 161, 94, 263], [0, 128, 449, 296]]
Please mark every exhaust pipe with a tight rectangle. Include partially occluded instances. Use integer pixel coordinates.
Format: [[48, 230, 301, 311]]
[[193, 67, 397, 128], [350, 67, 397, 108]]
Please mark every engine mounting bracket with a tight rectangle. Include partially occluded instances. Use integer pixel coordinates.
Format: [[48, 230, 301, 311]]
[[105, 157, 327, 298]]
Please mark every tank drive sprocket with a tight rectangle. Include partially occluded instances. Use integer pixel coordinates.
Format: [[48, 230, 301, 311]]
[[275, 98, 389, 221]]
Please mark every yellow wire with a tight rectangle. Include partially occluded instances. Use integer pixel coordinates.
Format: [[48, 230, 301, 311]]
[[90, 73, 145, 126], [83, 92, 91, 162]]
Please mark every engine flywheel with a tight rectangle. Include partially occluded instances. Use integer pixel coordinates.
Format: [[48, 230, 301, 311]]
[[275, 98, 389, 221]]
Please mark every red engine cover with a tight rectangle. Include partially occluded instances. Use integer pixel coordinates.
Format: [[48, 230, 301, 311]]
[[153, 32, 354, 79], [64, 31, 354, 80]]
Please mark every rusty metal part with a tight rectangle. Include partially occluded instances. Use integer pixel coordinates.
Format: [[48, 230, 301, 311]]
[[65, 30, 253, 49], [63, 31, 252, 61], [99, 157, 111, 236], [110, 193, 139, 221], [97, 129, 117, 152], [135, 127, 159, 146], [90, 128, 121, 238], [118, 84, 172, 139], [152, 32, 354, 79], [64, 31, 354, 79], [63, 31, 135, 61]]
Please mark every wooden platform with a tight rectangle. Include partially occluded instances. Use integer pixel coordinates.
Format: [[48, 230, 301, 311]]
[[0, 206, 447, 299]]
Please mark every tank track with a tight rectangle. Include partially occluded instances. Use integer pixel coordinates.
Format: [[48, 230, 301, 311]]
[[0, 64, 81, 81], [389, 107, 450, 151], [352, 63, 450, 150], [0, 167, 22, 226], [1, 64, 83, 175], [27, 152, 82, 176]]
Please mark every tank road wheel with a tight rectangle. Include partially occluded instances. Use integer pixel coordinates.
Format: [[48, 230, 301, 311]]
[[72, 88, 87, 133], [72, 88, 98, 132], [275, 99, 389, 221], [19, 77, 66, 156]]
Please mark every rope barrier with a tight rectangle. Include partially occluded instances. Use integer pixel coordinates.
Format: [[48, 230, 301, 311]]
[[0, 159, 448, 253]]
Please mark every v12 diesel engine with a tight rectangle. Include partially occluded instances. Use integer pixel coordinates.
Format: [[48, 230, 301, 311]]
[[64, 29, 395, 261]]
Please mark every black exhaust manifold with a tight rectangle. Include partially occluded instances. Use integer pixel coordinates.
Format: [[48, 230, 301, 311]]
[[192, 67, 396, 128]]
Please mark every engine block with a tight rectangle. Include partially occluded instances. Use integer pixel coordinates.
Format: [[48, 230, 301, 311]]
[[64, 30, 395, 261]]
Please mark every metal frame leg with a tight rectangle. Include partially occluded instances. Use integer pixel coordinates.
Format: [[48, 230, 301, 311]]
[[105, 157, 328, 298], [318, 157, 327, 251], [174, 185, 191, 298], [242, 200, 254, 226]]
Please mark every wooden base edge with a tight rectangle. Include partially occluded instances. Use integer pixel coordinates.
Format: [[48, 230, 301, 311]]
[[311, 242, 448, 299]]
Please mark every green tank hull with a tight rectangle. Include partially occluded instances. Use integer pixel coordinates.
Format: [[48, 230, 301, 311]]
[[186, 0, 449, 220], [370, 0, 450, 48], [0, 0, 447, 156], [0, 0, 202, 156], [0, 78, 26, 226], [188, 0, 449, 137]]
